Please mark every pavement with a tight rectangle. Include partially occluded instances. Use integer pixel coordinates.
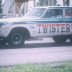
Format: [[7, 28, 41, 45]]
[[0, 38, 72, 66]]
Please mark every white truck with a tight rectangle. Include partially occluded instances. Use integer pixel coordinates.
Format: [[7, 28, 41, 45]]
[[0, 6, 72, 46]]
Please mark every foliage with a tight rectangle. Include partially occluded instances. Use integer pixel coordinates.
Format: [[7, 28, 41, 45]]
[[0, 0, 2, 18], [0, 61, 72, 72]]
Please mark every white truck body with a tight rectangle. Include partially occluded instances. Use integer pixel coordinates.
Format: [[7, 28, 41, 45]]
[[0, 6, 72, 46]]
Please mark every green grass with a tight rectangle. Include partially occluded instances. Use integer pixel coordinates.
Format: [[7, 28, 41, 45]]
[[0, 61, 72, 72]]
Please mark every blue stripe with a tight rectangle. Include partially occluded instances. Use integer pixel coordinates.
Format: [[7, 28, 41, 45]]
[[13, 18, 72, 24]]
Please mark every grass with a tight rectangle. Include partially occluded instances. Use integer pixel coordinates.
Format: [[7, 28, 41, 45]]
[[0, 61, 72, 72]]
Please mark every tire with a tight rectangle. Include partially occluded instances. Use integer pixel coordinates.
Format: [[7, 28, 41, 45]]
[[0, 38, 7, 45], [69, 35, 72, 43], [8, 30, 25, 47], [52, 36, 66, 44]]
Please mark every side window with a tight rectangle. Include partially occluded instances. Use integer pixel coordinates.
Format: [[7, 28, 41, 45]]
[[43, 9, 63, 18], [65, 8, 72, 18]]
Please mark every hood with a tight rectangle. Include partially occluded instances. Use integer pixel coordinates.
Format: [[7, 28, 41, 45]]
[[0, 16, 41, 23]]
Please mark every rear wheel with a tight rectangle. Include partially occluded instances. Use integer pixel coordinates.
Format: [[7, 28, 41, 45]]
[[8, 30, 25, 47], [69, 35, 72, 43], [52, 36, 66, 43]]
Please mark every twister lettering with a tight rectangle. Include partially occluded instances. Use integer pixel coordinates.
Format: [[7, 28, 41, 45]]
[[37, 24, 71, 33]]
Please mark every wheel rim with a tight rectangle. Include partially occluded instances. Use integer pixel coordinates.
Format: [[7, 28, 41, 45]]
[[12, 33, 22, 45]]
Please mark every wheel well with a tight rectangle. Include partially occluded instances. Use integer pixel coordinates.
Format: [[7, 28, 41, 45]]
[[9, 27, 30, 39]]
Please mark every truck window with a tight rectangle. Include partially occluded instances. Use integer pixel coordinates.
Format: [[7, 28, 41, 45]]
[[65, 8, 72, 18], [43, 9, 63, 18]]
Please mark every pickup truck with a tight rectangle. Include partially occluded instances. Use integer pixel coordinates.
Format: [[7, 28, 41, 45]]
[[0, 6, 72, 46]]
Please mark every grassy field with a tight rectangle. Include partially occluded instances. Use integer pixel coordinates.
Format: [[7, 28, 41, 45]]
[[0, 61, 72, 72]]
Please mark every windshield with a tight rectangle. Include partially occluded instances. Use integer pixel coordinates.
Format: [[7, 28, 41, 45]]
[[24, 8, 46, 18], [64, 8, 72, 18]]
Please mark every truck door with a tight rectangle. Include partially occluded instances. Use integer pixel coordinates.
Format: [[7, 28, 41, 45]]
[[40, 8, 63, 36]]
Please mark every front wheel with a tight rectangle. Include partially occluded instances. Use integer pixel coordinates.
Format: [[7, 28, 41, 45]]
[[8, 30, 25, 47], [0, 38, 7, 45]]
